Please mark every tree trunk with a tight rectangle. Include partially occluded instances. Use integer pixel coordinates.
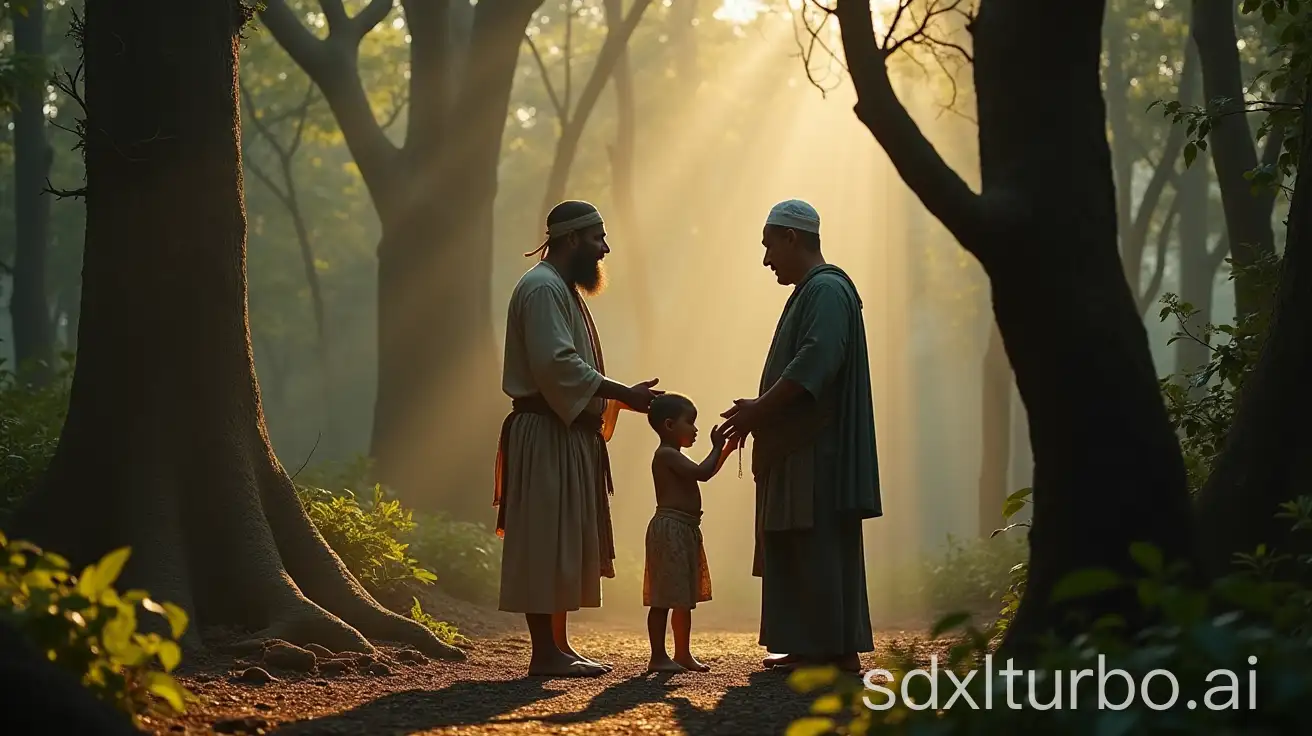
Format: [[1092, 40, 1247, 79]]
[[1192, 0, 1278, 321], [976, 320, 1011, 536], [11, 0, 462, 661], [10, 0, 55, 383], [604, 0, 654, 367], [836, 0, 1197, 658], [1174, 151, 1220, 380], [258, 0, 542, 519], [1193, 79, 1312, 577]]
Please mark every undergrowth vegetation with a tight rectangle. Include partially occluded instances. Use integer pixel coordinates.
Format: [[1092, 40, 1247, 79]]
[[0, 532, 192, 724]]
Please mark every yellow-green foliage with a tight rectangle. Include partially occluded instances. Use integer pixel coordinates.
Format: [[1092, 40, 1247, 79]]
[[409, 596, 470, 648], [0, 532, 193, 721], [297, 482, 438, 591]]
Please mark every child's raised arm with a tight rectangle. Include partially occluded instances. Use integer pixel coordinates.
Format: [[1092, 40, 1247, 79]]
[[658, 425, 731, 483]]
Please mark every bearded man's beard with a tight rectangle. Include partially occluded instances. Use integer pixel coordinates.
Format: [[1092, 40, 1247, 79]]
[[567, 249, 606, 296]]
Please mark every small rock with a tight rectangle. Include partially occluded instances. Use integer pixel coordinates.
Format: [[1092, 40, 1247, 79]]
[[394, 649, 426, 665], [262, 642, 317, 672], [231, 666, 276, 685], [254, 702, 273, 711], [274, 694, 285, 701], [367, 662, 392, 676], [312, 679, 330, 686], [351, 652, 375, 667], [304, 643, 335, 659], [318, 658, 352, 676], [170, 726, 185, 732], [213, 715, 269, 734], [192, 673, 215, 683]]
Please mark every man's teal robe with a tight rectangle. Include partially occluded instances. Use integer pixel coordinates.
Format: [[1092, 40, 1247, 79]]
[[751, 263, 881, 656]]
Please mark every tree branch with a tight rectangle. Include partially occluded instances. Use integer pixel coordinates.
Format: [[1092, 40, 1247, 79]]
[[525, 32, 567, 121], [1138, 194, 1179, 314], [538, 0, 655, 221], [831, 0, 986, 255], [259, 0, 400, 195]]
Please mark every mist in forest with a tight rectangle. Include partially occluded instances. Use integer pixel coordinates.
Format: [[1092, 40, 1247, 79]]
[[0, 0, 1252, 630]]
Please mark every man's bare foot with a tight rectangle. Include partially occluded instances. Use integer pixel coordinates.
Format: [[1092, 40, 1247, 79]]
[[528, 650, 607, 677], [561, 645, 612, 671], [762, 652, 798, 668], [673, 653, 710, 672], [647, 654, 687, 674]]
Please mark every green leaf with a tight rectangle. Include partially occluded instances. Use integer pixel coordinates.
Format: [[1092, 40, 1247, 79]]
[[787, 717, 835, 736], [143, 671, 189, 713], [157, 640, 183, 672], [810, 693, 844, 714], [1050, 568, 1123, 604], [788, 665, 839, 693], [1001, 487, 1032, 520], [1184, 141, 1198, 168], [160, 602, 190, 639], [1129, 542, 1163, 574], [931, 611, 971, 638]]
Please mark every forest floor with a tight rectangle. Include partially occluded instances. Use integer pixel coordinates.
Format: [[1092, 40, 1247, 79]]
[[141, 591, 950, 736]]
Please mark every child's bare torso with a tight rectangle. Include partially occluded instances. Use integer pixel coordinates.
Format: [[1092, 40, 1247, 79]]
[[651, 449, 702, 516]]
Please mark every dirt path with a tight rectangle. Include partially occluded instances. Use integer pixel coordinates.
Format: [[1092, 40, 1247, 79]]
[[143, 625, 942, 736]]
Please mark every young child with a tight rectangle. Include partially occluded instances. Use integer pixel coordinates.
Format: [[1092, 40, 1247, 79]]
[[643, 393, 739, 673]]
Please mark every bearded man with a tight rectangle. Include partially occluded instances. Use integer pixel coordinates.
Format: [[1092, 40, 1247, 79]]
[[494, 200, 662, 677]]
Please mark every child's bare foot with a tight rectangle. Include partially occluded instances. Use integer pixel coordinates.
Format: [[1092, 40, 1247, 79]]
[[647, 653, 687, 674], [673, 653, 710, 672]]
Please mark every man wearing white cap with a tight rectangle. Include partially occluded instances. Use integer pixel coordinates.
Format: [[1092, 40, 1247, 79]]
[[494, 199, 662, 676], [720, 199, 882, 672]]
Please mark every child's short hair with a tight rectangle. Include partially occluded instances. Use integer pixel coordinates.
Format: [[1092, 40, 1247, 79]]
[[648, 393, 696, 431]]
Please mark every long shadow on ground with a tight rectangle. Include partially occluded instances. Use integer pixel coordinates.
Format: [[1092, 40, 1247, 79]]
[[269, 679, 561, 735], [269, 669, 822, 735]]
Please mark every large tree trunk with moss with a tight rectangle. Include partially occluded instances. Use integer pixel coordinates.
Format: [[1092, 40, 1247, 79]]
[[10, 0, 461, 661], [836, 0, 1197, 657], [9, 0, 55, 383], [1194, 81, 1312, 577]]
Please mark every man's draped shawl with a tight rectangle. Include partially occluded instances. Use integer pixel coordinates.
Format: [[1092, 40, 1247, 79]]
[[750, 264, 881, 573], [492, 262, 621, 537]]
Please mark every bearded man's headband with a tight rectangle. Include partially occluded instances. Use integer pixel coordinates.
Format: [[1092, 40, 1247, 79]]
[[525, 209, 605, 258]]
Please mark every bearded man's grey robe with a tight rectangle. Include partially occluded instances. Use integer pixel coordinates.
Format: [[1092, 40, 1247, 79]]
[[751, 263, 881, 655]]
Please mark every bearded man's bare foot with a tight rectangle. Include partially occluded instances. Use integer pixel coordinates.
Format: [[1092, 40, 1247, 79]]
[[528, 651, 607, 677], [647, 654, 687, 674], [560, 645, 613, 671], [762, 653, 798, 668], [674, 653, 711, 672]]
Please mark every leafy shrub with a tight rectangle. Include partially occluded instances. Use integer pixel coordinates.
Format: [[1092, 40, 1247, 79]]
[[919, 533, 1027, 620], [406, 512, 503, 606], [0, 357, 73, 523], [1156, 254, 1280, 492], [296, 482, 437, 592], [409, 596, 471, 647], [0, 532, 192, 723]]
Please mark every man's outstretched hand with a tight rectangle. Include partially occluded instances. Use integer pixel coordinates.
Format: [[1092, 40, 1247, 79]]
[[720, 397, 761, 442], [625, 378, 662, 412]]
